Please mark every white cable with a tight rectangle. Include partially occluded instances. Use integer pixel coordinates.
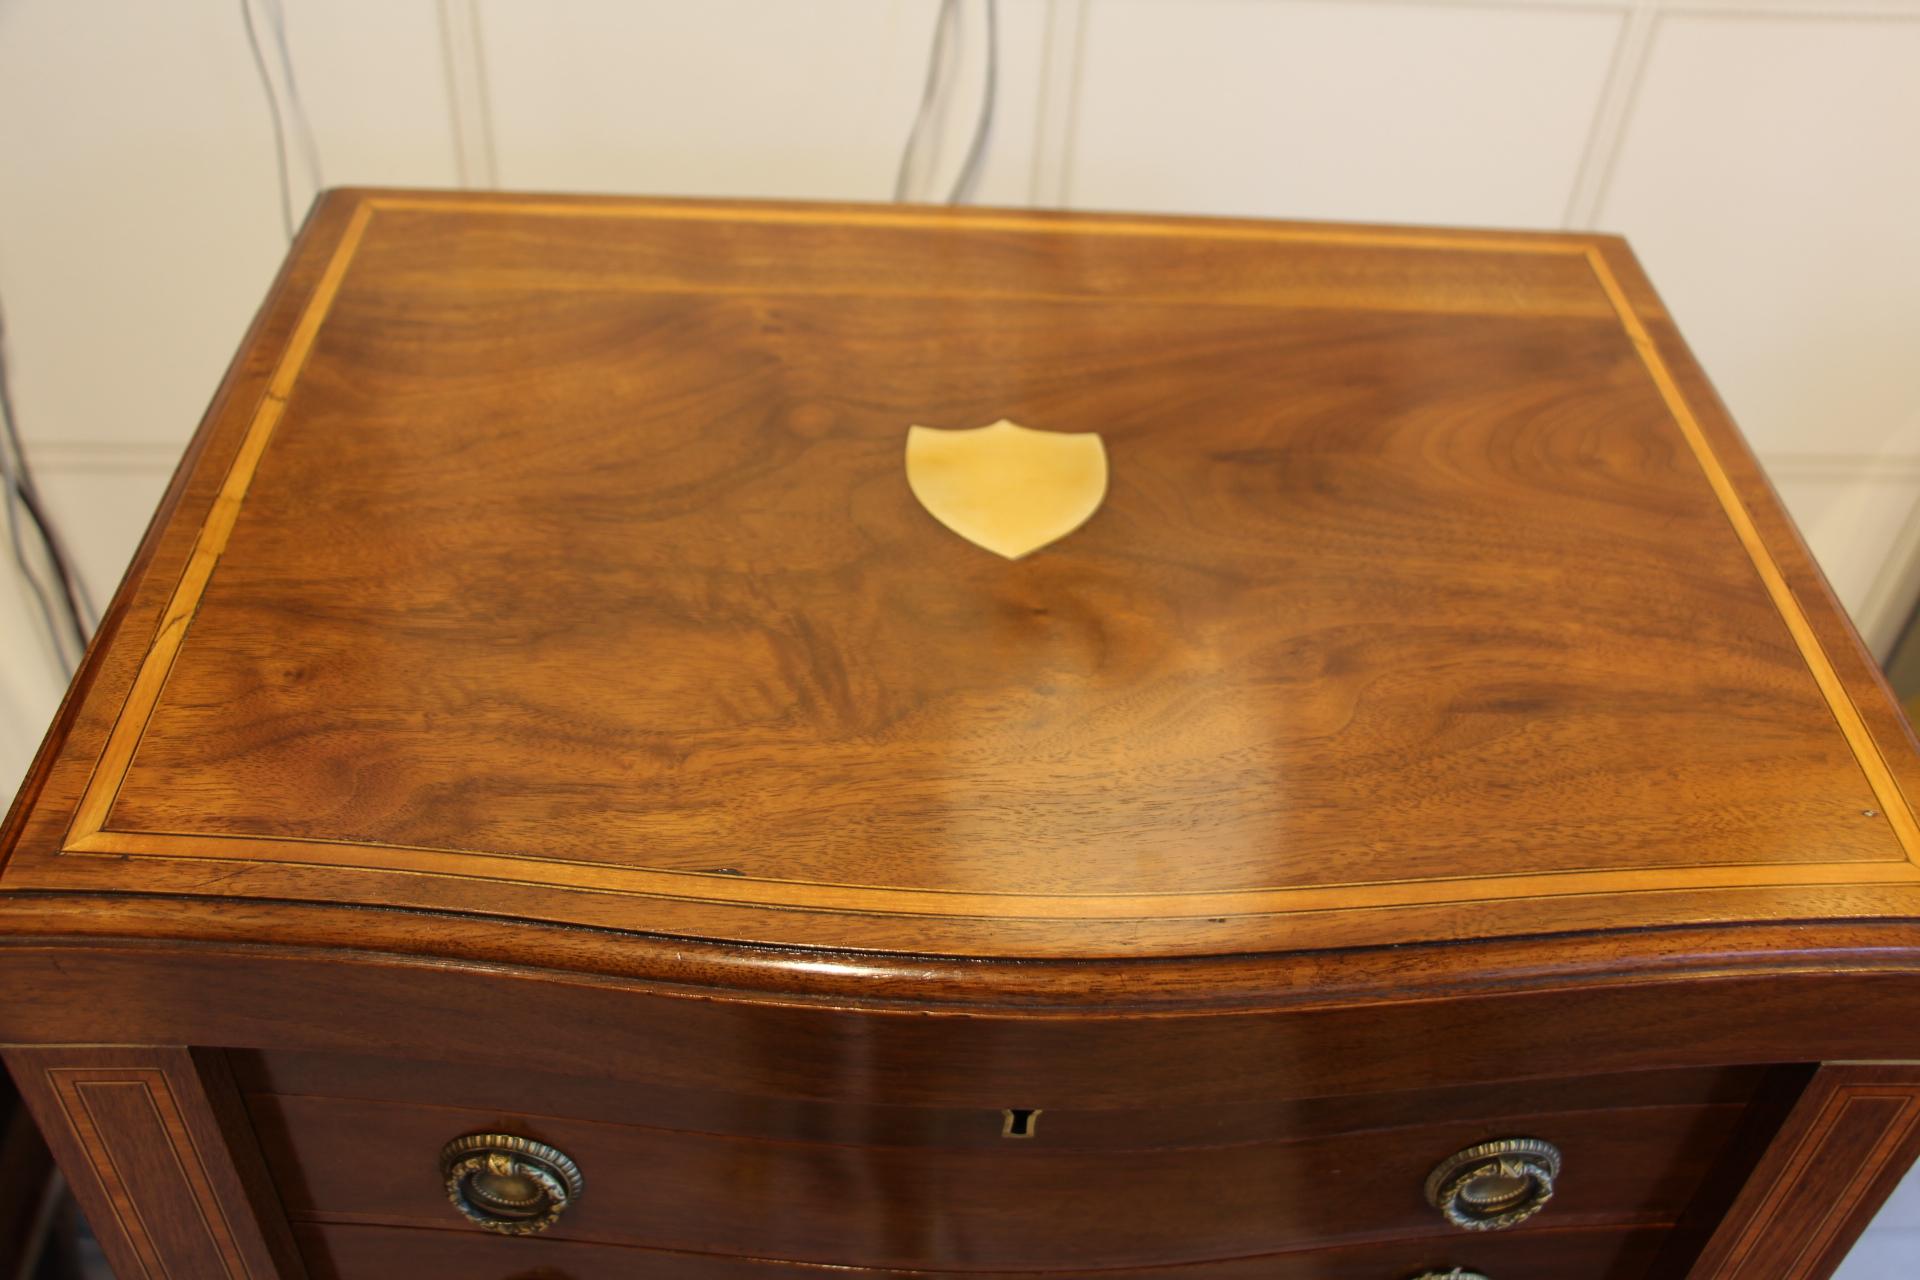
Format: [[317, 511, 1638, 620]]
[[240, 0, 296, 239], [241, 0, 324, 241], [947, 0, 998, 204], [894, 1, 1000, 205], [894, 0, 962, 202], [262, 0, 324, 198]]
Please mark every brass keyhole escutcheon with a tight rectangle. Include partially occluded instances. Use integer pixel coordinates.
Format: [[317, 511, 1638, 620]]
[[440, 1133, 584, 1235], [1001, 1107, 1041, 1139], [1424, 1138, 1561, 1232]]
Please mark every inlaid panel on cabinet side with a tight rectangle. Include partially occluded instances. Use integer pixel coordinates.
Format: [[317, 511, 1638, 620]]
[[2, 1045, 304, 1280]]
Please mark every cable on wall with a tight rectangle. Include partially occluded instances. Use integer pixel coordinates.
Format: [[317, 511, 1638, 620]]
[[0, 4, 321, 685], [0, 295, 94, 678], [241, 0, 325, 241], [263, 0, 324, 200], [946, 0, 997, 204], [894, 0, 999, 205], [895, 0, 961, 202]]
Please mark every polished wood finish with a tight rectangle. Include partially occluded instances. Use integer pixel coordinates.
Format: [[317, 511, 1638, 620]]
[[1688, 1064, 1920, 1280], [6, 192, 1920, 961], [3, 1047, 306, 1280], [231, 1048, 1768, 1151], [0, 931, 1901, 1112], [247, 1085, 1745, 1267], [294, 1221, 1675, 1280], [4, 192, 1920, 1279]]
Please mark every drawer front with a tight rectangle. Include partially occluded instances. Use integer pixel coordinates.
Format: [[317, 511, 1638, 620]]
[[297, 1221, 1675, 1280], [252, 1090, 1745, 1270], [236, 1048, 1766, 1151]]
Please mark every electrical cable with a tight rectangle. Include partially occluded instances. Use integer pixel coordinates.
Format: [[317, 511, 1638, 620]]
[[0, 299, 93, 638], [894, 0, 962, 202], [240, 0, 296, 240], [946, 0, 998, 204], [893, 1, 1000, 205], [4, 0, 323, 680], [0, 295, 91, 676], [0, 455, 73, 676], [262, 0, 324, 201]]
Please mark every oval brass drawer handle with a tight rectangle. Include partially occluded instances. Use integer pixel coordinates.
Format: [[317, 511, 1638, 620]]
[[1424, 1137, 1561, 1232], [1412, 1271, 1491, 1280], [440, 1133, 584, 1235]]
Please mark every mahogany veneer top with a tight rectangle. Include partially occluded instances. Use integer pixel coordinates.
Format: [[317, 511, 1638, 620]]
[[5, 189, 1918, 963]]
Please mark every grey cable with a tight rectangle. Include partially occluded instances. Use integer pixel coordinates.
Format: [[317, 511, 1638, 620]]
[[0, 297, 90, 675], [0, 447, 73, 675], [263, 0, 324, 199], [0, 298, 92, 632], [240, 0, 296, 239], [946, 0, 998, 204], [1, 0, 321, 679], [894, 0, 961, 202]]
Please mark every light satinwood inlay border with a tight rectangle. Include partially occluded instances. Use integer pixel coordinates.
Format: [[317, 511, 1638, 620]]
[[53, 193, 1920, 922]]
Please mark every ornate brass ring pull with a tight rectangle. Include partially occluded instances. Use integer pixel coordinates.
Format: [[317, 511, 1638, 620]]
[[440, 1133, 584, 1235], [1424, 1138, 1561, 1232]]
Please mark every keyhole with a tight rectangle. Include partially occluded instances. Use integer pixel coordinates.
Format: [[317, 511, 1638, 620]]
[[1001, 1108, 1041, 1139]]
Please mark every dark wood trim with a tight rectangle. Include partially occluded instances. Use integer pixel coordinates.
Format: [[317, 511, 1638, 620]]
[[4, 939, 1920, 1113], [3, 1046, 306, 1280], [11, 893, 1920, 1013], [1687, 1062, 1920, 1280], [292, 1218, 1675, 1280]]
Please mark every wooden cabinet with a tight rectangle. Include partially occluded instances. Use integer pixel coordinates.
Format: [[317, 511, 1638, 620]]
[[236, 1052, 1770, 1271], [6, 191, 1920, 1279], [293, 1223, 1679, 1280]]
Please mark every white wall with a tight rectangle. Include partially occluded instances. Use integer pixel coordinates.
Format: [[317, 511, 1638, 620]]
[[1, 1, 1919, 1265]]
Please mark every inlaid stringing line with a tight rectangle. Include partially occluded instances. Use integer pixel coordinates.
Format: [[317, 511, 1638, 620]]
[[365, 193, 1603, 256], [61, 826, 1920, 919], [68, 817, 1903, 893], [64, 1070, 251, 1280], [65, 200, 377, 846], [60, 1075, 168, 1279], [152, 1069, 255, 1280], [60, 195, 1920, 916], [1583, 245, 1920, 865]]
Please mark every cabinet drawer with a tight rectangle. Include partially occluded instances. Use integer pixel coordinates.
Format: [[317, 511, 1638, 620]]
[[234, 1047, 1766, 1151], [252, 1090, 1747, 1270], [296, 1221, 1675, 1280]]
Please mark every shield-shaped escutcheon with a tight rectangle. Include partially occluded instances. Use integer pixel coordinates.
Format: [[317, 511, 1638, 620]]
[[904, 419, 1109, 560]]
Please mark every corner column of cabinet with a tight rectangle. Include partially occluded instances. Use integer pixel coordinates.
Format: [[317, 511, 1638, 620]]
[[2, 1045, 305, 1280], [1689, 1063, 1920, 1280]]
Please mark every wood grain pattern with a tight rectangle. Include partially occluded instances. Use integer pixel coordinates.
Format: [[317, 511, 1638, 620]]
[[0, 938, 1860, 1110], [0, 192, 1915, 1280], [231, 1047, 1767, 1152], [293, 1219, 1675, 1280], [1, 189, 1916, 961], [2, 1047, 305, 1280], [252, 1091, 1739, 1268], [1688, 1063, 1920, 1280]]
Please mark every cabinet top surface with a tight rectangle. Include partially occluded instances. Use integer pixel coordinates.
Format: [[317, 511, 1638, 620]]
[[7, 189, 1920, 965]]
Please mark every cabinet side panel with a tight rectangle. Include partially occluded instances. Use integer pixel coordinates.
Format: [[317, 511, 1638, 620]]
[[2, 1045, 306, 1280], [1688, 1063, 1920, 1280]]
